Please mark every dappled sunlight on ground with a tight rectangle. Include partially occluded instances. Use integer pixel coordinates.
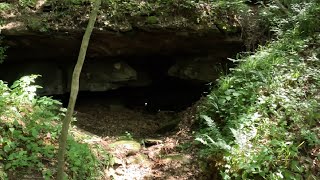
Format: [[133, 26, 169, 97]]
[[70, 99, 205, 180]]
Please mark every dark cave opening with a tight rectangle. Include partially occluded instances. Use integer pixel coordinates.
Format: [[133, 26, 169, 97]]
[[55, 72, 210, 114], [69, 78, 210, 137], [0, 31, 242, 137], [51, 55, 213, 113], [48, 56, 214, 137], [0, 53, 227, 136], [76, 77, 209, 113], [0, 49, 238, 137]]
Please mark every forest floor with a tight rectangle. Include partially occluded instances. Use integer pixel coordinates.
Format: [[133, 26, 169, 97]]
[[72, 96, 209, 180]]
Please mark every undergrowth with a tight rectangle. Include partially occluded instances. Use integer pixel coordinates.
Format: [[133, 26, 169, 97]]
[[99, 0, 246, 23], [0, 75, 112, 179], [42, 0, 248, 32], [197, 1, 320, 179]]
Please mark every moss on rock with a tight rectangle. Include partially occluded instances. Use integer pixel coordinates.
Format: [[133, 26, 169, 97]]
[[0, 0, 247, 33]]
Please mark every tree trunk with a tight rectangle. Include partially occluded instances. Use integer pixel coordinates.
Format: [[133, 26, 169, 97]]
[[274, 0, 289, 14], [56, 0, 101, 179]]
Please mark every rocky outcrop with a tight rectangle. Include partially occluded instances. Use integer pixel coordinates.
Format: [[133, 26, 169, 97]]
[[1, 0, 243, 60], [77, 61, 137, 92], [0, 28, 242, 95], [2, 30, 242, 61], [0, 1, 245, 94], [168, 57, 224, 82], [0, 61, 137, 94]]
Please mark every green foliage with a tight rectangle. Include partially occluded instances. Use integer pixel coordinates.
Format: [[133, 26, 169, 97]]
[[146, 16, 158, 24], [0, 75, 60, 178], [0, 3, 12, 11], [260, 0, 320, 37], [51, 0, 246, 31], [67, 0, 89, 5], [66, 140, 98, 179], [18, 0, 37, 8], [26, 17, 49, 32], [0, 75, 111, 179], [102, 0, 246, 20], [118, 131, 134, 140], [66, 140, 114, 179], [197, 0, 320, 179]]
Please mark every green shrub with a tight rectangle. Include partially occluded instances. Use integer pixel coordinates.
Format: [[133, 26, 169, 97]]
[[197, 1, 320, 179], [18, 0, 38, 8], [66, 140, 99, 179], [0, 75, 111, 179], [0, 3, 12, 11]]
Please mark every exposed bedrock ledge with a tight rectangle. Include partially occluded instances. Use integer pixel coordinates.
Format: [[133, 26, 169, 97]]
[[2, 29, 243, 60], [0, 29, 243, 94], [168, 57, 224, 82], [0, 61, 137, 95]]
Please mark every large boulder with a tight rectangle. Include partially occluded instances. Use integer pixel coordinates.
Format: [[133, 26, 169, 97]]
[[0, 61, 138, 95], [168, 58, 222, 82], [76, 61, 137, 92]]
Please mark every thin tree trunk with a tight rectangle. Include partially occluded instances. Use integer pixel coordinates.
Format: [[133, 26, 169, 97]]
[[56, 0, 101, 179], [274, 0, 289, 14]]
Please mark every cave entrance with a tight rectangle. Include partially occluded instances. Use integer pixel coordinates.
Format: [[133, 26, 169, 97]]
[[54, 56, 214, 138], [0, 53, 229, 138], [71, 77, 209, 138], [0, 30, 243, 141], [74, 76, 210, 113]]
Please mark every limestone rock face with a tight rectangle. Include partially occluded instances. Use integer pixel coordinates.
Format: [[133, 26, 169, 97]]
[[3, 31, 242, 61], [0, 0, 245, 95], [0, 61, 137, 95], [77, 61, 137, 92], [0, 29, 242, 94], [109, 140, 142, 156], [168, 58, 222, 82]]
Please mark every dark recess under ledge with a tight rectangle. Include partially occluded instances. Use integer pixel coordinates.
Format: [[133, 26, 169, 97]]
[[0, 29, 243, 112], [56, 76, 210, 113]]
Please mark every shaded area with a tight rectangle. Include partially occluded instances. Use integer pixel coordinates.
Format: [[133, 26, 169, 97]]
[[43, 55, 213, 138], [74, 100, 207, 180], [3, 31, 243, 61], [0, 53, 232, 95], [63, 76, 210, 138]]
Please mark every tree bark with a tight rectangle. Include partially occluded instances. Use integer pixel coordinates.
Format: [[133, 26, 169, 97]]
[[56, 0, 101, 179], [274, 0, 289, 14]]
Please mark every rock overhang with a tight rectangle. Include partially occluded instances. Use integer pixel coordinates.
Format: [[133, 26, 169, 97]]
[[0, 0, 246, 94]]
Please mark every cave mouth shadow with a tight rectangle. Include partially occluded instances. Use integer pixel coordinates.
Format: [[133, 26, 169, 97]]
[[52, 76, 211, 138], [38, 54, 232, 137], [58, 76, 210, 113]]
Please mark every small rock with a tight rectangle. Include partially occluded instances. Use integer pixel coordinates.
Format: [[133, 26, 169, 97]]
[[126, 154, 150, 166], [161, 154, 191, 164], [113, 157, 123, 165], [115, 167, 125, 175], [109, 140, 141, 156], [144, 138, 163, 146]]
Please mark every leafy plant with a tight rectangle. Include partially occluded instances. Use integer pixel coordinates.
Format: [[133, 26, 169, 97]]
[[18, 0, 37, 8], [197, 0, 320, 179], [66, 140, 99, 179], [0, 3, 12, 11], [0, 75, 111, 179]]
